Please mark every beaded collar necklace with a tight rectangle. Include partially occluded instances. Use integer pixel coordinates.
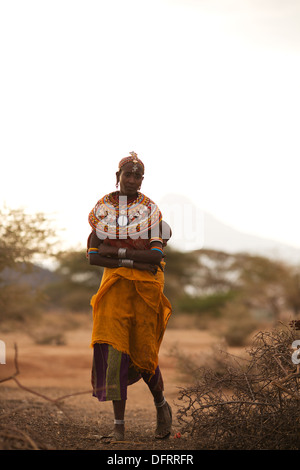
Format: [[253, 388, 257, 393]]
[[89, 191, 161, 240]]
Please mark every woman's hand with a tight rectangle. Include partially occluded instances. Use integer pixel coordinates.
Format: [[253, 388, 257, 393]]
[[134, 262, 158, 274]]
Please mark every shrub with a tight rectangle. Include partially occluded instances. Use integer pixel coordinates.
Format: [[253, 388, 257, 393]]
[[221, 301, 258, 347], [177, 291, 237, 316]]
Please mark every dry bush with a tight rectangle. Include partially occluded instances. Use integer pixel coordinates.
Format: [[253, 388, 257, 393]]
[[177, 323, 300, 449]]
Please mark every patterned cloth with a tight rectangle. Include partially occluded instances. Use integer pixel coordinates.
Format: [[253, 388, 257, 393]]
[[90, 264, 171, 376], [91, 343, 164, 401]]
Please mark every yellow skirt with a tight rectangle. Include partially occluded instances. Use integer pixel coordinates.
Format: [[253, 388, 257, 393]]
[[90, 264, 172, 376]]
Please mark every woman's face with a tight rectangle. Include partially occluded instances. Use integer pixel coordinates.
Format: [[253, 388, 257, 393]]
[[117, 162, 144, 197]]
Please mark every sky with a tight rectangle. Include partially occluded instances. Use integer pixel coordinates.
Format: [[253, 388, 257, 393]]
[[1, 0, 300, 253]]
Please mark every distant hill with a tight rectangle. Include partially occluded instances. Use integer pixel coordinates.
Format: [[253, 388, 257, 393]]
[[159, 193, 300, 265], [0, 263, 58, 288]]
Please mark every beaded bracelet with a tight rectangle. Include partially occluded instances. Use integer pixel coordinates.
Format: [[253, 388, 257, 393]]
[[88, 247, 99, 254], [151, 247, 163, 255], [150, 236, 163, 244]]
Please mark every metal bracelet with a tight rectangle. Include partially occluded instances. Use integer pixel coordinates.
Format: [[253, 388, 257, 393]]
[[118, 248, 127, 259], [119, 259, 133, 268]]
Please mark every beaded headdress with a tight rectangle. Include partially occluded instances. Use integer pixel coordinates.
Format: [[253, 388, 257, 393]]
[[118, 151, 145, 174]]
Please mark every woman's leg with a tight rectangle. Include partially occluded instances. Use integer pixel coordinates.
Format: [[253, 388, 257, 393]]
[[150, 389, 164, 405], [113, 399, 126, 440], [142, 366, 172, 439]]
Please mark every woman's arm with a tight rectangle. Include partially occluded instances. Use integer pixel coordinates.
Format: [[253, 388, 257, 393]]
[[89, 251, 158, 274], [98, 243, 163, 265], [87, 231, 119, 268], [87, 232, 159, 273]]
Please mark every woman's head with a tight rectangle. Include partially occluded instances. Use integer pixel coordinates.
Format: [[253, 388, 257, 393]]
[[118, 151, 145, 174], [116, 152, 144, 197]]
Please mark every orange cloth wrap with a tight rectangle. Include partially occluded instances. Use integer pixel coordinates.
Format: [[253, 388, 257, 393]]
[[90, 263, 172, 376]]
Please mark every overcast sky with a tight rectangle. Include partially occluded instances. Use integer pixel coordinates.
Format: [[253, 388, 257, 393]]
[[1, 0, 300, 251]]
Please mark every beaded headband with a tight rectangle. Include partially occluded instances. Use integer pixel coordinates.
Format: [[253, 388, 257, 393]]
[[118, 151, 145, 174]]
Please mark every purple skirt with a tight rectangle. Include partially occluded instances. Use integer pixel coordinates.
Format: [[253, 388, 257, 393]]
[[91, 343, 164, 401]]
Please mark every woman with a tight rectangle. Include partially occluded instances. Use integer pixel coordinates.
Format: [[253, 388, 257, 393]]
[[87, 151, 172, 441]]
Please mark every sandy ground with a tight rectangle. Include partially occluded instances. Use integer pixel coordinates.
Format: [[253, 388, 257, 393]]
[[0, 315, 223, 452]]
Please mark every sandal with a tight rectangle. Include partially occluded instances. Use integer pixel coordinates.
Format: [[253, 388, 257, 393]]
[[155, 398, 172, 439]]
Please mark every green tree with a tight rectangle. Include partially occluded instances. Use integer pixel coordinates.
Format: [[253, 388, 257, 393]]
[[163, 246, 200, 304], [45, 249, 103, 311], [233, 254, 289, 321], [0, 205, 57, 271], [0, 206, 58, 323], [282, 267, 300, 317]]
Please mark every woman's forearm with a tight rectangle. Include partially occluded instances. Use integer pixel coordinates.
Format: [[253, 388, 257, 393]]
[[89, 254, 119, 268], [126, 248, 162, 265], [97, 245, 163, 265], [89, 253, 159, 274]]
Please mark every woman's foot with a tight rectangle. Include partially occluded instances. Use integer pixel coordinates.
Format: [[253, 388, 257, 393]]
[[155, 398, 172, 439], [113, 419, 125, 441]]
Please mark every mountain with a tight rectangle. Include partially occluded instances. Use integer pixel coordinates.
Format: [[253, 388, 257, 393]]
[[158, 193, 300, 265], [201, 211, 300, 264], [0, 263, 59, 288]]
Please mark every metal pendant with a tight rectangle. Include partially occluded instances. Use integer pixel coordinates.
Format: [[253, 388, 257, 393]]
[[117, 215, 128, 227]]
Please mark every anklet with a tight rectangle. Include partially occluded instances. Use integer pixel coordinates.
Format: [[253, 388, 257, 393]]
[[114, 419, 125, 425], [155, 397, 166, 408]]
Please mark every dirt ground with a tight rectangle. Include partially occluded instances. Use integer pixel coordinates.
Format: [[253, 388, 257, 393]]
[[0, 314, 228, 452]]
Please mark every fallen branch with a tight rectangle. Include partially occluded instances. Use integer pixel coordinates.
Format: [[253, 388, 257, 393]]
[[0, 343, 101, 413], [0, 425, 39, 450], [0, 343, 104, 449]]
